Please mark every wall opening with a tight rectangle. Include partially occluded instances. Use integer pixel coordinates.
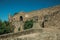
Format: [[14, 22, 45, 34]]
[[41, 21, 44, 28], [20, 16, 23, 21]]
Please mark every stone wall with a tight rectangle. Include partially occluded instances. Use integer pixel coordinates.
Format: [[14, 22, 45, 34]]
[[8, 5, 60, 32], [44, 10, 60, 29], [0, 28, 60, 40]]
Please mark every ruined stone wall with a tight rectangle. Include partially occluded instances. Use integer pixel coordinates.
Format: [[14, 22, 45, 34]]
[[8, 5, 60, 32], [44, 10, 60, 29], [0, 28, 60, 40]]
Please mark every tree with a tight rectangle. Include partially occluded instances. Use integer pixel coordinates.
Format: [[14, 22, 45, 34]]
[[0, 20, 2, 26], [0, 20, 14, 35], [24, 19, 34, 30]]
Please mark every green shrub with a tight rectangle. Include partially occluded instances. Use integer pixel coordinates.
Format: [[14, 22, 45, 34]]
[[18, 27, 20, 31], [0, 20, 14, 35], [24, 19, 34, 30]]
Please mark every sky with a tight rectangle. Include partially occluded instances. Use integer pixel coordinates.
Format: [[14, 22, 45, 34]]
[[0, 0, 60, 21]]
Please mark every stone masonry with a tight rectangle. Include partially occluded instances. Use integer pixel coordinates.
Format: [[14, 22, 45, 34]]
[[8, 5, 60, 33], [0, 5, 60, 40]]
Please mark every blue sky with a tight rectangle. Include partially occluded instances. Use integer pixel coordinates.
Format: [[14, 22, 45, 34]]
[[0, 0, 60, 21]]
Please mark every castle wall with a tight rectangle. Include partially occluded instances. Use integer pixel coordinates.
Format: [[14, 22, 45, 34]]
[[44, 11, 60, 29], [8, 5, 60, 33]]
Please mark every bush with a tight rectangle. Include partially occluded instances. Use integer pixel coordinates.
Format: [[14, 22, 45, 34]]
[[0, 20, 14, 35], [24, 19, 34, 30], [18, 27, 20, 31]]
